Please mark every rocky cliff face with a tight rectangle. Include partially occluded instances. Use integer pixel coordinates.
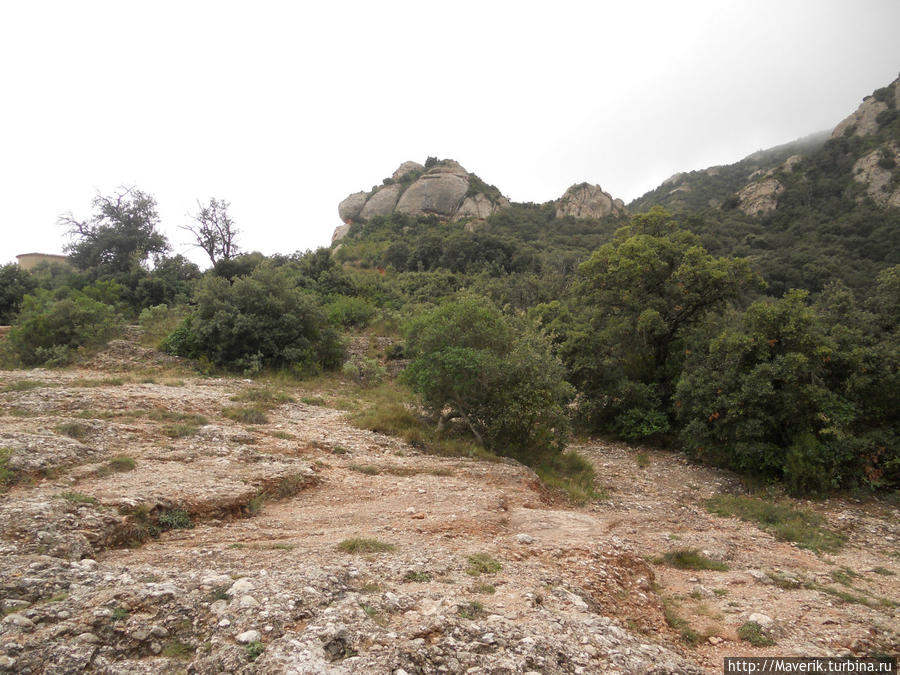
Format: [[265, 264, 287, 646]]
[[832, 78, 900, 139], [555, 183, 626, 220], [334, 160, 510, 242]]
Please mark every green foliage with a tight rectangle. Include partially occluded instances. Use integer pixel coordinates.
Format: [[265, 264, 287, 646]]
[[552, 208, 760, 438], [737, 621, 776, 647], [0, 448, 15, 490], [401, 297, 573, 460], [164, 263, 344, 373], [532, 450, 600, 504], [63, 187, 170, 276], [245, 640, 265, 661], [158, 508, 193, 530], [705, 494, 845, 553], [465, 553, 502, 576], [323, 295, 376, 328], [2, 289, 121, 366], [676, 288, 899, 492], [0, 263, 37, 324]]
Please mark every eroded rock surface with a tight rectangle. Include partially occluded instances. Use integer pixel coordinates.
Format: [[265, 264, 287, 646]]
[[555, 183, 626, 219], [737, 177, 783, 216], [0, 335, 896, 673]]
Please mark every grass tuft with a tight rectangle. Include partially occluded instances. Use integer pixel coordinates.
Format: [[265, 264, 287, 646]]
[[654, 548, 728, 571], [222, 406, 269, 425], [59, 491, 99, 505], [737, 621, 776, 647], [337, 537, 395, 554], [533, 450, 602, 505], [55, 422, 91, 441], [705, 494, 845, 553], [466, 553, 502, 576]]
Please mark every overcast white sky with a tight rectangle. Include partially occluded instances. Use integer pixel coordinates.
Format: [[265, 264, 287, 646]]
[[1, 0, 899, 267]]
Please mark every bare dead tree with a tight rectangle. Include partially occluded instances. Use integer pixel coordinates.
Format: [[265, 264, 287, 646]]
[[181, 198, 240, 266]]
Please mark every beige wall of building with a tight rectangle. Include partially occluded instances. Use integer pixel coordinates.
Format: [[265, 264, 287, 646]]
[[15, 253, 70, 270]]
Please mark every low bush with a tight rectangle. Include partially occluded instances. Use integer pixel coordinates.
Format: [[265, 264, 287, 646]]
[[163, 264, 344, 374], [2, 289, 121, 366]]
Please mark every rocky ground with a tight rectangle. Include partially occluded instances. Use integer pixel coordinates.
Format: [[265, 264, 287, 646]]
[[0, 337, 897, 674]]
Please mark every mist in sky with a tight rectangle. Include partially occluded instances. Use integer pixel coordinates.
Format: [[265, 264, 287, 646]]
[[1, 0, 899, 267]]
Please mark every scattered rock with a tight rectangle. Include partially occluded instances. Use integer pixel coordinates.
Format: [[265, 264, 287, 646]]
[[235, 629, 262, 644]]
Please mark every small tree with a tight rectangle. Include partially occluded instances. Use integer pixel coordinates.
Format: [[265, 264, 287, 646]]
[[401, 297, 573, 459], [182, 198, 240, 266], [62, 187, 170, 275], [554, 207, 760, 438]]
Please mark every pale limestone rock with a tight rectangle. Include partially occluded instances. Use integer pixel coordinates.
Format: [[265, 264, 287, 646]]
[[737, 178, 783, 216], [360, 183, 404, 220], [395, 163, 469, 217], [852, 143, 900, 208], [832, 95, 888, 138], [556, 183, 625, 219], [338, 191, 367, 224], [782, 154, 803, 172], [391, 161, 425, 181], [457, 193, 497, 220], [331, 224, 350, 243], [235, 629, 262, 644]]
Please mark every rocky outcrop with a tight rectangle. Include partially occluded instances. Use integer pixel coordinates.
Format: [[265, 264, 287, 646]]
[[395, 161, 471, 217], [360, 183, 403, 220], [333, 160, 510, 242], [737, 178, 783, 216], [555, 183, 626, 220], [832, 78, 899, 138], [852, 142, 900, 208], [337, 191, 368, 224]]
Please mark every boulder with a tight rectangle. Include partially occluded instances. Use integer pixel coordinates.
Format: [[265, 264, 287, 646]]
[[396, 162, 470, 217], [556, 183, 625, 219], [392, 161, 425, 182], [360, 183, 404, 220], [457, 192, 505, 220], [338, 191, 368, 224]]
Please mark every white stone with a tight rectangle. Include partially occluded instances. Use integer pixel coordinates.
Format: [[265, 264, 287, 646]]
[[236, 629, 262, 644]]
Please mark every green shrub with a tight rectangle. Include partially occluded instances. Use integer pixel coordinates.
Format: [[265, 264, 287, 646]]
[[158, 508, 193, 530], [3, 289, 121, 366], [323, 295, 376, 328], [163, 264, 344, 374]]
